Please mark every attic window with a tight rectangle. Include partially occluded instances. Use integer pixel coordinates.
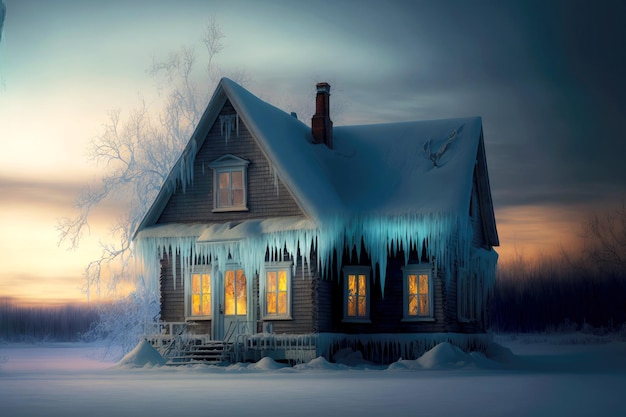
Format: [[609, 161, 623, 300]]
[[209, 154, 250, 212]]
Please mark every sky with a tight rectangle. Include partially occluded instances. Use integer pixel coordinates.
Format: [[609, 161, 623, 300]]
[[0, 0, 625, 305]]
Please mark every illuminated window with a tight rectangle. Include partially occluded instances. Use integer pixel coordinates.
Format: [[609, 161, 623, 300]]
[[402, 265, 434, 321], [209, 154, 249, 212], [189, 270, 211, 318], [343, 266, 371, 322], [224, 268, 247, 316], [263, 262, 292, 319]]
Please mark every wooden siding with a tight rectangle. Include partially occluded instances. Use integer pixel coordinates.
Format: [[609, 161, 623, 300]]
[[157, 100, 304, 224], [159, 253, 185, 323]]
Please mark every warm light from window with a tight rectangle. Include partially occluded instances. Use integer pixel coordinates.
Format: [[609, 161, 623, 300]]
[[225, 269, 247, 315], [408, 273, 429, 316], [347, 273, 367, 317], [218, 170, 244, 208], [191, 273, 211, 316], [266, 270, 288, 315]]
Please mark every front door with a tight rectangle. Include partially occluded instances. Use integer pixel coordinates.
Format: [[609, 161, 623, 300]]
[[222, 268, 251, 341]]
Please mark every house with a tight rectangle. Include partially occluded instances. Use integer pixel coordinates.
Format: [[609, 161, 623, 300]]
[[134, 78, 499, 364]]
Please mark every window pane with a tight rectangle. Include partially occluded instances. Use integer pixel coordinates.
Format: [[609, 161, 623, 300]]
[[266, 292, 276, 314], [408, 295, 418, 316], [219, 189, 231, 207], [358, 274, 366, 296], [278, 292, 287, 315], [419, 274, 429, 295], [408, 275, 417, 295], [348, 295, 356, 317], [232, 189, 244, 206], [191, 274, 200, 294], [219, 172, 230, 188], [192, 294, 200, 316], [231, 170, 243, 189], [347, 274, 356, 316], [358, 295, 366, 317], [202, 274, 211, 294], [202, 295, 211, 315], [267, 272, 276, 292], [348, 275, 356, 295], [278, 271, 287, 291], [225, 270, 235, 315], [236, 270, 247, 316], [419, 294, 429, 316]]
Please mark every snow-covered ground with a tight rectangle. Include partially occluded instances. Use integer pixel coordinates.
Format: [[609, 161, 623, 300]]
[[1, 334, 625, 417]]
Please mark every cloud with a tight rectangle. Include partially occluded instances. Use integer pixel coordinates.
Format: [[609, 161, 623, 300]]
[[0, 272, 86, 304], [0, 175, 83, 210]]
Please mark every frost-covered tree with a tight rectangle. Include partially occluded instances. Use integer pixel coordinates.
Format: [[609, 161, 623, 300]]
[[57, 17, 249, 357], [581, 203, 626, 274]]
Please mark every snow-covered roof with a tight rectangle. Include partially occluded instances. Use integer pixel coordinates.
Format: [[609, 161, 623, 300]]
[[221, 79, 482, 220], [134, 78, 499, 293]]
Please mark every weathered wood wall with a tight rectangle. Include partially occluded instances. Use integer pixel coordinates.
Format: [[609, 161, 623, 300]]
[[157, 100, 303, 224]]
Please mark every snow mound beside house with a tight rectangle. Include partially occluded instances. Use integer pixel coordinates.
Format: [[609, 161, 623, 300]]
[[116, 340, 166, 368], [248, 357, 289, 370], [294, 356, 347, 371], [388, 342, 518, 370], [417, 342, 473, 369]]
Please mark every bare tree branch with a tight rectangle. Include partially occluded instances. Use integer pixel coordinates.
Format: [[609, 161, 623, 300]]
[[57, 18, 236, 307]]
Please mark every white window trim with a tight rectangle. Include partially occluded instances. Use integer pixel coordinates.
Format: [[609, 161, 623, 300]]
[[185, 265, 212, 320], [401, 264, 435, 322], [208, 154, 250, 212], [342, 266, 371, 323], [262, 261, 293, 320]]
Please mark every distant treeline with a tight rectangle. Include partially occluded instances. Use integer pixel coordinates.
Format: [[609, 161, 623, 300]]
[[0, 298, 99, 342], [490, 205, 626, 333], [489, 254, 626, 333]]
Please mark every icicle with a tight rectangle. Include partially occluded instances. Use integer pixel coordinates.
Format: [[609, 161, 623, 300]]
[[269, 164, 280, 196], [219, 114, 239, 144], [134, 211, 486, 315]]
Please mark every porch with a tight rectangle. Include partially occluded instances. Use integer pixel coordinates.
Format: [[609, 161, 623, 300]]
[[144, 321, 317, 365]]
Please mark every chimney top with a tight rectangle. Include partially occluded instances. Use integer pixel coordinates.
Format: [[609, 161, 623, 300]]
[[316, 82, 331, 94], [312, 82, 333, 148]]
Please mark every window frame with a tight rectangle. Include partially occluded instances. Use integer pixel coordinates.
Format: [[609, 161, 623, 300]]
[[262, 261, 293, 320], [401, 264, 435, 322], [186, 266, 212, 320], [208, 154, 250, 212], [342, 266, 372, 323]]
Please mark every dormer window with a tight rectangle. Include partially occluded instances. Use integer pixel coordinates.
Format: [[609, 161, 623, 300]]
[[209, 155, 250, 212]]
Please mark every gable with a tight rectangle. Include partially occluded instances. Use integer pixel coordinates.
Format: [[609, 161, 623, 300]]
[[156, 100, 305, 225], [473, 133, 499, 247]]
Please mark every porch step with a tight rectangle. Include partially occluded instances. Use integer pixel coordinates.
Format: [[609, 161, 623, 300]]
[[165, 341, 233, 365]]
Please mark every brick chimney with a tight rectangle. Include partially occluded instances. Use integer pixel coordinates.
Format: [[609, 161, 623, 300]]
[[311, 82, 333, 148]]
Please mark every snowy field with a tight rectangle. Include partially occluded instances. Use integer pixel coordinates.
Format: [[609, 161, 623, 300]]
[[1, 334, 625, 417]]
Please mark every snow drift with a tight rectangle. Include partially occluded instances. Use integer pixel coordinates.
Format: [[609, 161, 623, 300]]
[[116, 339, 166, 368]]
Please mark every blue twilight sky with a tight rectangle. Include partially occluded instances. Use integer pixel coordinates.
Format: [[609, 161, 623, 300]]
[[0, 0, 625, 303]]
